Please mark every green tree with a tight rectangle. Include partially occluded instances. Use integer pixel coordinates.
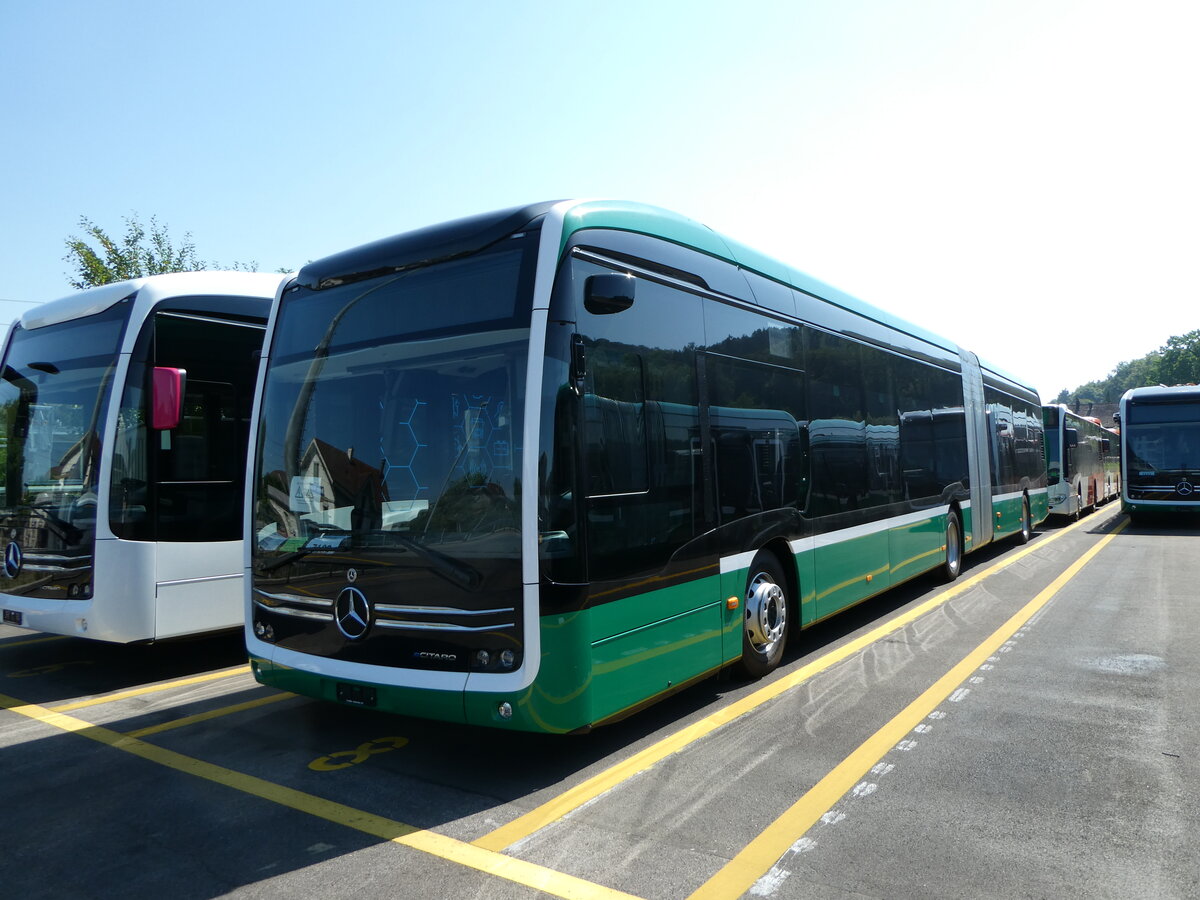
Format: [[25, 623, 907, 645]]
[[63, 213, 258, 289], [1057, 329, 1200, 405], [1157, 329, 1200, 386]]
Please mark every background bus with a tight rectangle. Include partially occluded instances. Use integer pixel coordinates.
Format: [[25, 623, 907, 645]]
[[1117, 384, 1200, 522], [246, 200, 1048, 733], [1042, 404, 1119, 518], [0, 271, 282, 642]]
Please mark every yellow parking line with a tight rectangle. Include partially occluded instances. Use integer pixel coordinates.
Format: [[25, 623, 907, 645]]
[[0, 693, 642, 900], [687, 516, 1128, 899], [124, 691, 297, 738], [475, 508, 1120, 852], [49, 666, 252, 712], [0, 634, 70, 648]]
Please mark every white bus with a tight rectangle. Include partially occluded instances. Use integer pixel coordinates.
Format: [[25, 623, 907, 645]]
[[1042, 404, 1119, 518], [1117, 384, 1200, 522], [0, 271, 283, 642]]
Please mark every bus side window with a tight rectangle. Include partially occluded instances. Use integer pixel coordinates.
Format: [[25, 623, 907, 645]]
[[576, 263, 704, 583], [706, 353, 806, 521]]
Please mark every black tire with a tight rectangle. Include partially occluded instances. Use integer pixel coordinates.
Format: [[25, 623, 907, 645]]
[[737, 552, 790, 678], [1016, 496, 1033, 544], [941, 509, 963, 582]]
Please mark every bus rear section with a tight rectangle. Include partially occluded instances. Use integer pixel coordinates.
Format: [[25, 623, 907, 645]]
[[0, 272, 280, 642], [1042, 404, 1117, 519], [1118, 384, 1200, 521]]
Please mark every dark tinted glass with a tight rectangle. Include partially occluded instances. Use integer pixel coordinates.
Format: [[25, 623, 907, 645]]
[[807, 330, 870, 515], [0, 302, 128, 598], [255, 236, 535, 566], [708, 354, 807, 520], [985, 388, 1045, 491], [573, 261, 704, 582], [705, 300, 802, 368]]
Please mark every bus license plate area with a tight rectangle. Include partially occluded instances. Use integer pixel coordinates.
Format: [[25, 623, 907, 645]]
[[3, 609, 22, 626], [336, 682, 377, 707]]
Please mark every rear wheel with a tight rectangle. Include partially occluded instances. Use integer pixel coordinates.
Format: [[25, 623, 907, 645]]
[[941, 509, 963, 582], [738, 552, 790, 678], [1017, 496, 1033, 544]]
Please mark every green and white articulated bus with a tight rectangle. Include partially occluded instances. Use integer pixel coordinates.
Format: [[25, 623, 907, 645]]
[[246, 201, 1048, 733], [1117, 384, 1200, 522], [0, 272, 280, 642]]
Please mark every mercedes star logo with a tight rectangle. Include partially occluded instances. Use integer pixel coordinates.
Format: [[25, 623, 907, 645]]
[[1177, 481, 1195, 497], [334, 586, 371, 640], [3, 542, 22, 579]]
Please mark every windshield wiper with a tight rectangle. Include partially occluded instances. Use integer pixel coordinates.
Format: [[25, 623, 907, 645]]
[[259, 529, 482, 591]]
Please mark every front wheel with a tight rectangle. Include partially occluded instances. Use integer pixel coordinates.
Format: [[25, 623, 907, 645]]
[[738, 552, 790, 678], [941, 509, 963, 582]]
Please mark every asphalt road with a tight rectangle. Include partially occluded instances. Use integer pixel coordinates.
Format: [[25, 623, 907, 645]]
[[2, 503, 1196, 899]]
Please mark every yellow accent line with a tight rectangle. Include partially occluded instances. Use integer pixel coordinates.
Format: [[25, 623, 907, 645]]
[[474, 508, 1119, 853], [123, 691, 297, 738], [687, 517, 1128, 900], [49, 665, 252, 712], [0, 694, 642, 900], [0, 634, 70, 648]]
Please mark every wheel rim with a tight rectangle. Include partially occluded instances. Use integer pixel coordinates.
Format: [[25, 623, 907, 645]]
[[745, 571, 786, 652], [946, 518, 961, 575]]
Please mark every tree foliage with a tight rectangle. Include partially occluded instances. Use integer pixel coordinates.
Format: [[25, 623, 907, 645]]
[[1056, 329, 1200, 405], [63, 213, 257, 289]]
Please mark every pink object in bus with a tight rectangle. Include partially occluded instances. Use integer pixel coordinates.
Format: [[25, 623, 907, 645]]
[[152, 367, 186, 430]]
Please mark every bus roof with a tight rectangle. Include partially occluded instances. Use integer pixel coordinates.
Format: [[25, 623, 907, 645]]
[[1122, 384, 1200, 402], [23, 271, 284, 330], [292, 199, 1041, 398], [560, 200, 1040, 397], [560, 200, 960, 355]]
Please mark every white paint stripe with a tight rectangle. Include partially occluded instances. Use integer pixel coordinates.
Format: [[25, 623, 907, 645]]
[[720, 505, 951, 574]]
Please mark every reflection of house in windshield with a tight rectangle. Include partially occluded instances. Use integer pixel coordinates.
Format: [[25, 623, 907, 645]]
[[262, 438, 430, 544]]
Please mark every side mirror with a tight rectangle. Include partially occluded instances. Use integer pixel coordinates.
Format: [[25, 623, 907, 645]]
[[585, 273, 635, 315], [1065, 427, 1079, 449], [1101, 438, 1112, 453], [152, 367, 186, 430]]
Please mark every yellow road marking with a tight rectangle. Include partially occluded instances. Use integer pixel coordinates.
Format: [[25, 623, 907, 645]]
[[124, 692, 296, 738], [474, 508, 1119, 852], [0, 694, 642, 900], [0, 634, 70, 648], [49, 665, 252, 712], [687, 516, 1128, 900]]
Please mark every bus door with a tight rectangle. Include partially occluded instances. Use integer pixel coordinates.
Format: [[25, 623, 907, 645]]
[[149, 311, 265, 637], [571, 261, 720, 720]]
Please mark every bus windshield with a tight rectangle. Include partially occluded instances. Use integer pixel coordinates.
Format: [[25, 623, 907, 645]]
[[253, 234, 536, 575], [0, 302, 128, 596], [1126, 402, 1200, 472]]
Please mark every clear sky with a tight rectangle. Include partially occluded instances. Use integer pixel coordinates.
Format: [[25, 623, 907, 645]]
[[2, 0, 1196, 401]]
